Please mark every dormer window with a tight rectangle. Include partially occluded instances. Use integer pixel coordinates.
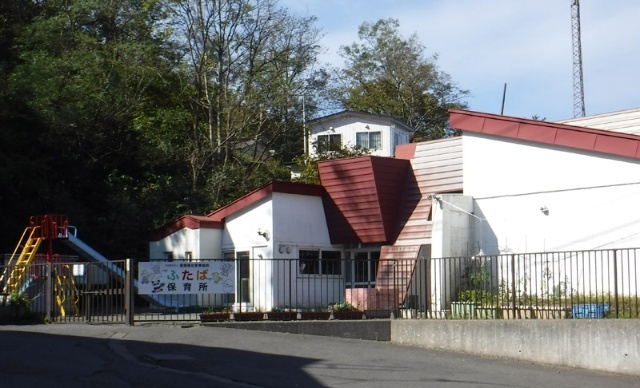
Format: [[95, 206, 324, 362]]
[[356, 131, 382, 150]]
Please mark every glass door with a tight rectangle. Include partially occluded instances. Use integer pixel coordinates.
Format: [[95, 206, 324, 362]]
[[236, 251, 250, 304]]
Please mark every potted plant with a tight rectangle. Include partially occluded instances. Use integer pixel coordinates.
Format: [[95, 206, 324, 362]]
[[200, 307, 231, 322], [267, 307, 298, 321], [233, 310, 265, 321], [8, 293, 29, 319], [330, 302, 363, 320], [298, 308, 331, 320]]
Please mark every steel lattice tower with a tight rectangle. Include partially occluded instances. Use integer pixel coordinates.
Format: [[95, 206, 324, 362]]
[[571, 0, 586, 117]]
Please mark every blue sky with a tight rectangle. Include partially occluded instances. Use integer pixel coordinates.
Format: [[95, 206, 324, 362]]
[[280, 0, 640, 121]]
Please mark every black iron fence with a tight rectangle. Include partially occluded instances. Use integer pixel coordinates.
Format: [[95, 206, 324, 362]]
[[1, 260, 129, 323], [2, 248, 638, 323], [401, 249, 640, 319], [136, 248, 639, 321]]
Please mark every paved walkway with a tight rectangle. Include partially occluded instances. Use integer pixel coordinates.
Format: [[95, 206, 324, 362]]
[[0, 323, 638, 387]]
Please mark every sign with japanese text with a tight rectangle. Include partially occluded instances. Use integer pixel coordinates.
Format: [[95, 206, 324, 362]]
[[138, 261, 235, 295]]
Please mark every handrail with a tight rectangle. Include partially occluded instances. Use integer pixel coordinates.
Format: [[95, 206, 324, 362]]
[[0, 226, 41, 283]]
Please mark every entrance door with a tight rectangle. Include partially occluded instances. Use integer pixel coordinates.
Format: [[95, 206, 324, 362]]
[[236, 251, 250, 304]]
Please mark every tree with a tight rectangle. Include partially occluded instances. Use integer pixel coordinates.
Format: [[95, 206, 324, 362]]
[[167, 0, 327, 208], [6, 0, 181, 258], [333, 18, 468, 141], [292, 143, 370, 185]]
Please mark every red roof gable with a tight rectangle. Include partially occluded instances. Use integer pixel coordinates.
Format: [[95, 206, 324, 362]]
[[149, 215, 223, 241], [152, 181, 324, 241], [206, 180, 325, 222], [449, 109, 640, 159], [318, 156, 410, 244]]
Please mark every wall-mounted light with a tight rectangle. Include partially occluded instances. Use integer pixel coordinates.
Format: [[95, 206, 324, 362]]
[[278, 244, 292, 254], [257, 228, 270, 240], [329, 126, 334, 132], [540, 205, 549, 216], [365, 125, 370, 130]]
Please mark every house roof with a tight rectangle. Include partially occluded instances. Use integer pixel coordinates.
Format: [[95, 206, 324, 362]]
[[449, 109, 640, 159], [556, 107, 640, 136], [307, 110, 414, 132], [206, 180, 325, 221], [151, 181, 325, 241], [149, 215, 223, 241], [318, 156, 410, 244]]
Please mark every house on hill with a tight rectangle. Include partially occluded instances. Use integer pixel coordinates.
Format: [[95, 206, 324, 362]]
[[150, 109, 640, 313], [306, 110, 413, 157]]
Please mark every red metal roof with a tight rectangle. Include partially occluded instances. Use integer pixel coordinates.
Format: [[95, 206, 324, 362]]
[[318, 156, 410, 244], [149, 215, 223, 241], [449, 109, 640, 159], [152, 181, 325, 241], [206, 180, 325, 222]]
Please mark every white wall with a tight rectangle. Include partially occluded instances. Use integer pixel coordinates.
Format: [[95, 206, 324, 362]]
[[199, 228, 223, 259], [149, 228, 222, 260], [430, 194, 474, 310], [223, 197, 274, 253], [272, 192, 332, 249], [431, 194, 474, 258], [463, 133, 640, 253], [223, 192, 341, 311]]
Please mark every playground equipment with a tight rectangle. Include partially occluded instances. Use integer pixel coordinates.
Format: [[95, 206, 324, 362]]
[[1, 215, 177, 318], [0, 215, 79, 316]]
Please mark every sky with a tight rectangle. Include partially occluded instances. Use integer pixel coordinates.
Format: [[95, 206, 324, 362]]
[[279, 0, 640, 122]]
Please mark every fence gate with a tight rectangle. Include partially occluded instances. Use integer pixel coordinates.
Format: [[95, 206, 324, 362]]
[[63, 261, 129, 323]]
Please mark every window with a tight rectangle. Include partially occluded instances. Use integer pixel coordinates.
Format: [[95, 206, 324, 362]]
[[299, 250, 342, 275], [163, 251, 173, 261], [316, 134, 342, 152], [356, 131, 382, 150], [345, 251, 380, 287]]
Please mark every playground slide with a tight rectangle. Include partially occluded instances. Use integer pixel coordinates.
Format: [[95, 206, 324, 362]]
[[62, 234, 178, 308]]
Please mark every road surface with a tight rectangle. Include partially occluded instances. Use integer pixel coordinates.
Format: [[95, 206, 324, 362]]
[[0, 323, 637, 387]]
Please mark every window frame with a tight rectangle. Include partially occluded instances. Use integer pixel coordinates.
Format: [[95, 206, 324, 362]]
[[298, 249, 343, 276], [316, 134, 342, 152], [355, 131, 382, 150], [345, 250, 380, 288]]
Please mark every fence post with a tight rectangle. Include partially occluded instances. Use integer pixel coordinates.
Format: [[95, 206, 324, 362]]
[[613, 250, 619, 319], [125, 258, 134, 325], [510, 254, 516, 318], [46, 262, 52, 323]]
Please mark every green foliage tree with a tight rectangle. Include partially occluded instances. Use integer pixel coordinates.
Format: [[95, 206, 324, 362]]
[[292, 143, 370, 185], [166, 0, 327, 208], [0, 0, 47, 249], [4, 0, 181, 257], [333, 18, 468, 141]]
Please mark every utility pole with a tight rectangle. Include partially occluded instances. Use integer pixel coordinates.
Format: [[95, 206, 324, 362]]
[[571, 0, 586, 117]]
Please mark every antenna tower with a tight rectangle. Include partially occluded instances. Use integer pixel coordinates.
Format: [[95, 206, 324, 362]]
[[571, 0, 586, 117]]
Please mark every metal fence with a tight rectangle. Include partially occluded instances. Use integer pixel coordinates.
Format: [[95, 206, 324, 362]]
[[400, 249, 640, 319], [1, 260, 129, 323], [2, 248, 639, 323], [136, 248, 640, 321]]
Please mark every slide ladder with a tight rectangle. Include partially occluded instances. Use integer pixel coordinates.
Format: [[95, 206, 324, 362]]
[[53, 264, 79, 317], [1, 226, 43, 295]]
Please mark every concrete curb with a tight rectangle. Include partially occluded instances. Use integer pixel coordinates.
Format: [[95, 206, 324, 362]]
[[202, 319, 392, 341]]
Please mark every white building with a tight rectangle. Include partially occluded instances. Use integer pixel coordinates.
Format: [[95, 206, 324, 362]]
[[306, 110, 413, 157], [150, 109, 640, 314]]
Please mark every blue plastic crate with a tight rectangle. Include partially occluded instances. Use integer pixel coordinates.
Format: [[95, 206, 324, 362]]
[[572, 303, 610, 319]]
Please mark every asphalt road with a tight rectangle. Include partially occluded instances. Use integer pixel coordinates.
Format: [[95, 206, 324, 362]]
[[0, 323, 637, 387]]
